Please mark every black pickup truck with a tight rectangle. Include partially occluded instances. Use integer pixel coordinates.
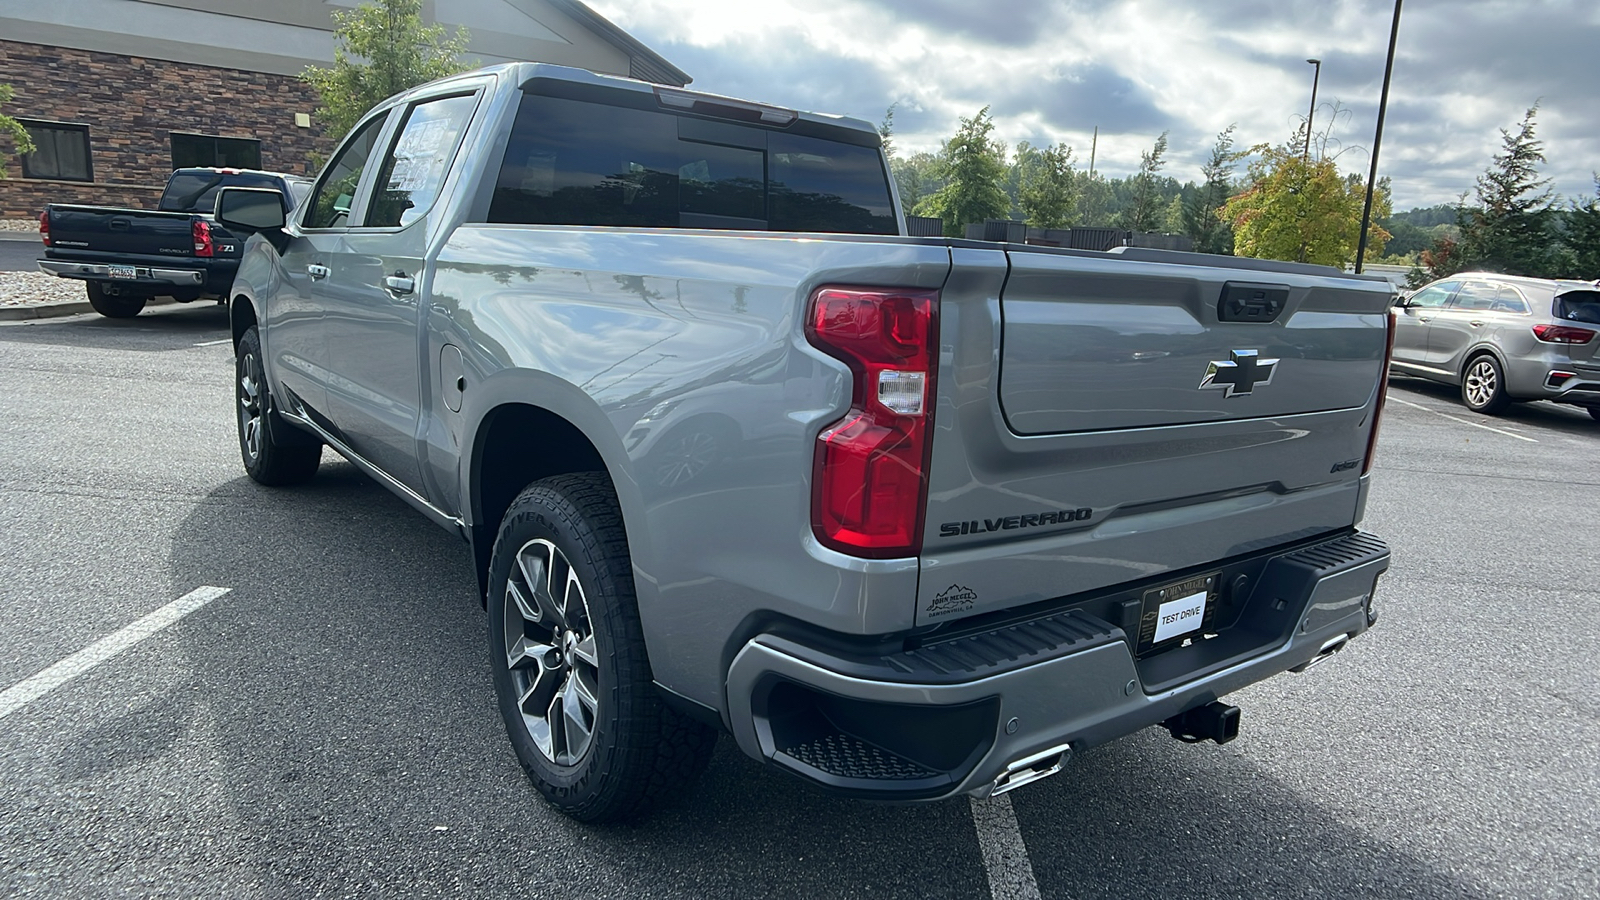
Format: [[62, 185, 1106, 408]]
[[37, 167, 310, 318]]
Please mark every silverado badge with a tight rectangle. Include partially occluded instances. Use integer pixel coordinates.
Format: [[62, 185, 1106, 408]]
[[1200, 350, 1278, 397]]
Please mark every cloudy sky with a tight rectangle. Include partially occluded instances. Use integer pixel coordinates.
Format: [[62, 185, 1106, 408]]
[[587, 0, 1600, 212]]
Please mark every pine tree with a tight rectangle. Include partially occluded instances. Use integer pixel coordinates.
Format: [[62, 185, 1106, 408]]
[[1182, 125, 1238, 254], [915, 107, 1010, 237], [1458, 105, 1556, 276], [1120, 132, 1169, 231], [1564, 178, 1600, 279]]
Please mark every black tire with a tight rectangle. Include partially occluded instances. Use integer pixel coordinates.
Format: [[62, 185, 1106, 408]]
[[85, 282, 146, 318], [1460, 353, 1511, 415], [235, 326, 321, 485], [488, 473, 716, 823], [1588, 406, 1600, 423]]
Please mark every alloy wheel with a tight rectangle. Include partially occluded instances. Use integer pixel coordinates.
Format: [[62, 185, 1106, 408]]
[[238, 353, 263, 462], [1464, 359, 1498, 408], [503, 538, 601, 766]]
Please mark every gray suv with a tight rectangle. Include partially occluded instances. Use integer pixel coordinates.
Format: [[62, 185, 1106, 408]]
[[1393, 273, 1600, 418]]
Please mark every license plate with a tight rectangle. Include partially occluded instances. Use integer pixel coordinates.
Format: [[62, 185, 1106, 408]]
[[107, 265, 137, 280], [1137, 572, 1219, 653]]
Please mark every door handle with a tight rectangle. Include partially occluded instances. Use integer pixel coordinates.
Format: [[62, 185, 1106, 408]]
[[1469, 320, 1484, 327], [384, 272, 415, 295], [306, 264, 330, 281], [1417, 316, 1432, 323]]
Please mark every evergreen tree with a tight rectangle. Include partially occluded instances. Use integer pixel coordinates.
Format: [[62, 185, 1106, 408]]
[[1457, 105, 1556, 276], [1120, 131, 1169, 231], [878, 103, 896, 159], [1182, 125, 1238, 254], [1017, 142, 1076, 229], [915, 107, 1010, 237], [302, 0, 472, 143], [1564, 178, 1600, 279]]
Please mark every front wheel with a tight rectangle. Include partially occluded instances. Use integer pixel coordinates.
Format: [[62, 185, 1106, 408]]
[[488, 473, 715, 823], [1461, 354, 1510, 415], [85, 282, 146, 318], [1588, 406, 1600, 423], [236, 326, 321, 485]]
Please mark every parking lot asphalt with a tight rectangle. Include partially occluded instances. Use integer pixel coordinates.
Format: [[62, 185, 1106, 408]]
[[0, 239, 42, 272], [2, 305, 1597, 899]]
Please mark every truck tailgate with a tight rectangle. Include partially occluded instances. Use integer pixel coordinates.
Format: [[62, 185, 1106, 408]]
[[917, 246, 1393, 625], [47, 206, 194, 257]]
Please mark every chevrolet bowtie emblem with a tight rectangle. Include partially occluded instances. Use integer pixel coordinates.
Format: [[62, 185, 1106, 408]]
[[1200, 350, 1278, 397]]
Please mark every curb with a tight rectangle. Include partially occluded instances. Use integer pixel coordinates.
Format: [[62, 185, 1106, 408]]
[[0, 296, 178, 322], [0, 232, 39, 242]]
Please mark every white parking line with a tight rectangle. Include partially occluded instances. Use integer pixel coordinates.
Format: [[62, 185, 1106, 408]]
[[1388, 396, 1539, 443], [193, 338, 232, 347], [0, 586, 230, 720], [970, 794, 1042, 900]]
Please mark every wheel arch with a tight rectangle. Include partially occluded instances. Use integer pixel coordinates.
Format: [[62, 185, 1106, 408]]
[[229, 291, 258, 350], [1456, 342, 1510, 382], [462, 383, 644, 606]]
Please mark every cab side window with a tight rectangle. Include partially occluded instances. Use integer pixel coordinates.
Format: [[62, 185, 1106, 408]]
[[1407, 281, 1458, 309], [365, 93, 478, 229], [304, 115, 388, 229]]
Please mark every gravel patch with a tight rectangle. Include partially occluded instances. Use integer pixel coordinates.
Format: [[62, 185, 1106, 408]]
[[0, 218, 37, 232], [0, 271, 88, 307]]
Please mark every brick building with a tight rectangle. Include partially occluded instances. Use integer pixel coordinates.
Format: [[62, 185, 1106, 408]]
[[0, 0, 688, 220]]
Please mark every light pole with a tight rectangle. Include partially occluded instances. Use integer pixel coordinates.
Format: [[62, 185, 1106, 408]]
[[1356, 0, 1403, 274], [1303, 58, 1322, 161]]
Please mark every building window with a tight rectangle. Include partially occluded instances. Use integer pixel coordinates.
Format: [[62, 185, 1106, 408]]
[[170, 133, 262, 170], [18, 120, 93, 182]]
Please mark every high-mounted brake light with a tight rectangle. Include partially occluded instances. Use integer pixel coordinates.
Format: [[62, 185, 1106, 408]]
[[38, 210, 49, 247], [1532, 323, 1595, 344], [1363, 307, 1397, 476], [806, 286, 939, 558], [192, 218, 214, 257]]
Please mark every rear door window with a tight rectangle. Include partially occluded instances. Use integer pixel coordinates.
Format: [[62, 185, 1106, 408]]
[[487, 94, 895, 235], [365, 93, 478, 228], [1449, 281, 1497, 312]]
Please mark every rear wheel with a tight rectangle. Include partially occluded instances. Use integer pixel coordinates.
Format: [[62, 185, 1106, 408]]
[[1461, 354, 1510, 415], [236, 326, 321, 485], [488, 473, 716, 823], [1588, 406, 1600, 423], [85, 282, 146, 318]]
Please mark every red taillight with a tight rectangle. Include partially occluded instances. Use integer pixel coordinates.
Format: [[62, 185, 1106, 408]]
[[1363, 307, 1397, 476], [192, 218, 214, 257], [806, 286, 939, 558], [39, 211, 50, 247], [1532, 323, 1595, 344]]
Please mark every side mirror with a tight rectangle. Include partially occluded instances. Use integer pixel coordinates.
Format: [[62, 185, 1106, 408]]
[[215, 187, 287, 233]]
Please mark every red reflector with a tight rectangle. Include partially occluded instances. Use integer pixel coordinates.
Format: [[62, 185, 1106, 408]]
[[192, 218, 214, 257], [807, 287, 938, 558], [1363, 307, 1397, 476], [1532, 323, 1595, 344], [38, 210, 50, 247]]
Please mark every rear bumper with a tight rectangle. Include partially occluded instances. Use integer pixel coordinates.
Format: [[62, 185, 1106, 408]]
[[38, 258, 232, 294], [725, 530, 1389, 800]]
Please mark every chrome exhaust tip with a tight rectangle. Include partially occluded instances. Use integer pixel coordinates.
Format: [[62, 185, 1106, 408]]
[[987, 743, 1073, 797], [1292, 632, 1351, 673]]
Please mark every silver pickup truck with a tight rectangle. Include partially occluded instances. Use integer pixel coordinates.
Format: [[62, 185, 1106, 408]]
[[217, 63, 1394, 823]]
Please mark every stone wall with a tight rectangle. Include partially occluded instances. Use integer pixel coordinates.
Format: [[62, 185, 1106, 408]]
[[0, 39, 334, 218]]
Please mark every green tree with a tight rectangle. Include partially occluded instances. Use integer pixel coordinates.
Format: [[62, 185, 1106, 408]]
[[1456, 105, 1556, 276], [0, 84, 35, 177], [1563, 177, 1600, 278], [1182, 125, 1239, 254], [890, 150, 945, 218], [302, 0, 472, 143], [1016, 141, 1076, 229], [914, 107, 1010, 237], [1119, 131, 1170, 231], [878, 103, 896, 159], [1222, 136, 1389, 267]]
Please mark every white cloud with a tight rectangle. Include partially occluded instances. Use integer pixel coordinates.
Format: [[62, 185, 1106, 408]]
[[591, 0, 1600, 210]]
